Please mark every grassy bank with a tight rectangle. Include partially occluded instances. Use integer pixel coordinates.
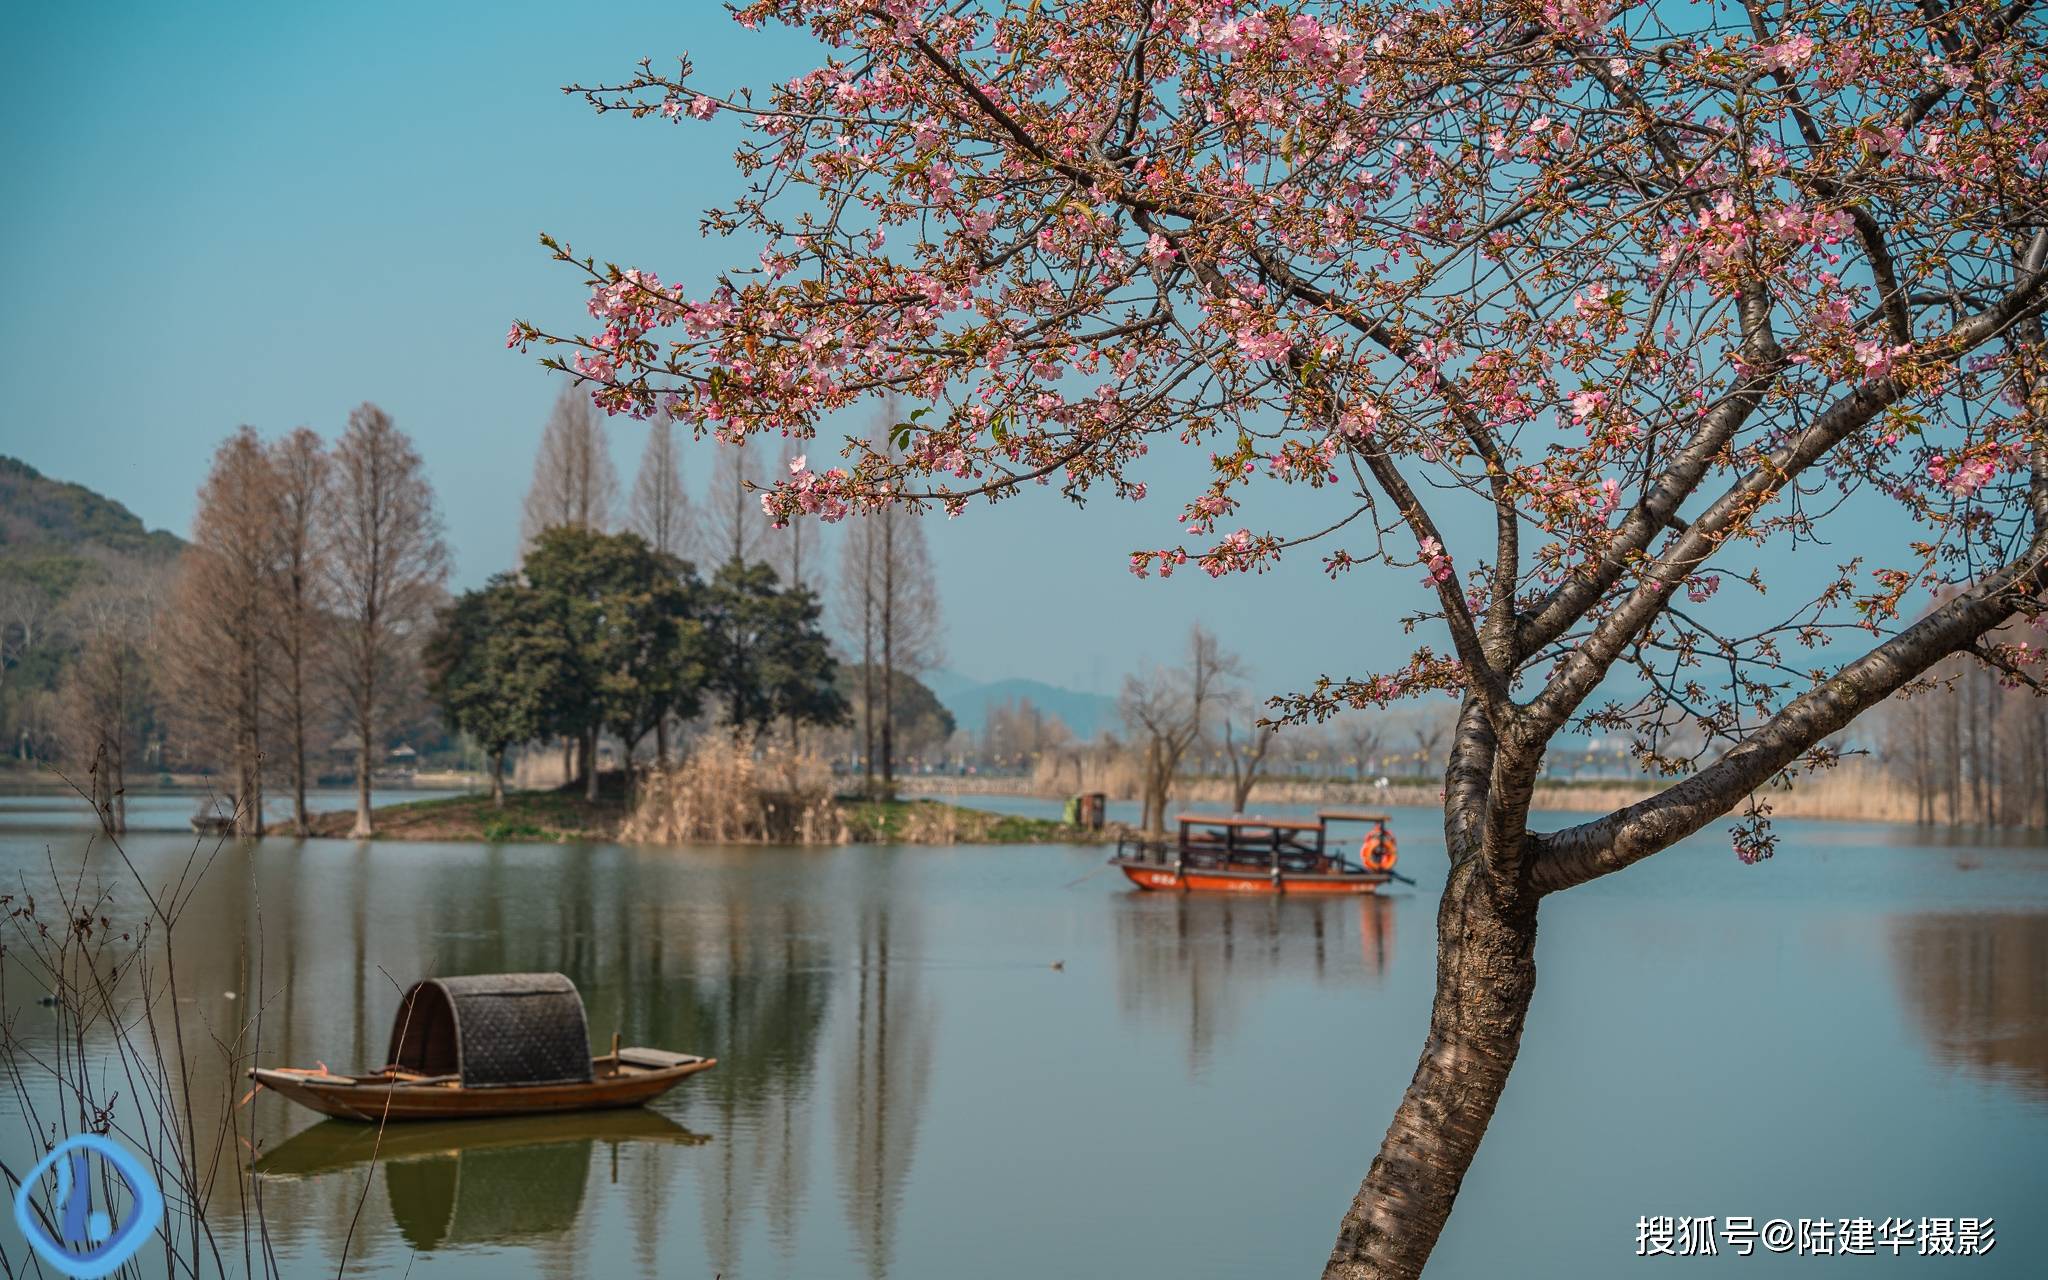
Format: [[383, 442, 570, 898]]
[[305, 789, 627, 842], [835, 797, 1095, 844], [307, 787, 1100, 846]]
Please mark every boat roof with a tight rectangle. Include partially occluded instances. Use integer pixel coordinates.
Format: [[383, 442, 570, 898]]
[[1173, 811, 1391, 829], [386, 973, 593, 1089], [1175, 812, 1323, 831]]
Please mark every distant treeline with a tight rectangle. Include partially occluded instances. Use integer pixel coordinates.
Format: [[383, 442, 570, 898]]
[[429, 525, 844, 806], [1883, 622, 2048, 828]]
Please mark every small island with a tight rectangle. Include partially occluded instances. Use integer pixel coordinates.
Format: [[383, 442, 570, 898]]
[[304, 784, 1097, 847]]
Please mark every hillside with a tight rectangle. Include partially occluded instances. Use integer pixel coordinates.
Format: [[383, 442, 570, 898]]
[[0, 456, 184, 565], [0, 457, 185, 764], [927, 672, 1117, 740]]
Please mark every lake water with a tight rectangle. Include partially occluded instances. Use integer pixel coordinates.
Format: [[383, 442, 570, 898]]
[[1, 794, 2043, 1278]]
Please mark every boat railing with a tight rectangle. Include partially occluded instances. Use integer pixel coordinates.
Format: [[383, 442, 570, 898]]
[[1114, 811, 1397, 880]]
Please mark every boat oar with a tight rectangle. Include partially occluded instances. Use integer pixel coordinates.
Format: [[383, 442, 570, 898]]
[[1384, 868, 1418, 886]]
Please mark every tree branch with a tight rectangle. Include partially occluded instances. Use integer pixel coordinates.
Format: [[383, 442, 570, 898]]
[[1530, 537, 2048, 893]]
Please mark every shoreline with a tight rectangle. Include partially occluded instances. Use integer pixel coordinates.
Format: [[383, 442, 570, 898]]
[[300, 789, 1110, 846], [896, 762, 1962, 829], [5, 764, 2030, 842]]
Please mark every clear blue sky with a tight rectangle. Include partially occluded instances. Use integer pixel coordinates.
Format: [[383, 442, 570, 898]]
[[0, 1, 1885, 709]]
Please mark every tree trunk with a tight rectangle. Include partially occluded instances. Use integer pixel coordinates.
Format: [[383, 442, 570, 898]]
[[881, 658, 896, 799], [1325, 861, 1538, 1280], [655, 715, 669, 768], [109, 714, 126, 833], [1141, 737, 1166, 836], [861, 530, 877, 796], [881, 514, 897, 800], [584, 727, 600, 803], [621, 728, 642, 803], [350, 735, 373, 839], [91, 738, 113, 833], [290, 694, 309, 837], [489, 749, 506, 808]]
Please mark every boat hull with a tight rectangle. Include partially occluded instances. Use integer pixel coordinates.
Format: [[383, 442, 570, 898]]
[[250, 1052, 715, 1122], [1113, 858, 1387, 895]]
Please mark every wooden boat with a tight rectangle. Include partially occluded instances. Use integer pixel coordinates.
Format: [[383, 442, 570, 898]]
[[249, 973, 715, 1121], [253, 1107, 710, 1179], [1110, 810, 1407, 895]]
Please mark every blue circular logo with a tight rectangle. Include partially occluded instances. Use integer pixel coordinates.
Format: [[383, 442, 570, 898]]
[[12, 1134, 163, 1279]]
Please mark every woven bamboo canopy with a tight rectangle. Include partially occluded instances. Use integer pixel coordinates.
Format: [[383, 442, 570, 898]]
[[386, 973, 593, 1088]]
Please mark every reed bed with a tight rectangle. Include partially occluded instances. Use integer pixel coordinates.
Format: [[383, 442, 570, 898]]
[[621, 735, 845, 846]]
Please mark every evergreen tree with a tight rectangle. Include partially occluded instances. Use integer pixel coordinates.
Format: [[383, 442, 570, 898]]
[[703, 561, 846, 738]]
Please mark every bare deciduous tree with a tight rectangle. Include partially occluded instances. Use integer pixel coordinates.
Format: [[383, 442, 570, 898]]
[[157, 427, 278, 835], [769, 439, 814, 593], [1340, 716, 1385, 784], [266, 427, 330, 837], [1220, 718, 1277, 814], [837, 501, 943, 794], [58, 568, 159, 833], [980, 696, 1072, 769], [520, 382, 616, 547], [324, 404, 450, 839], [1408, 708, 1455, 780], [1120, 626, 1240, 835], [0, 577, 59, 718], [705, 439, 767, 567], [628, 414, 694, 560]]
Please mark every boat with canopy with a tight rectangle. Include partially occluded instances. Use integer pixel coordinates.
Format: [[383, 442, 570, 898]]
[[1109, 810, 1409, 895], [249, 972, 715, 1121]]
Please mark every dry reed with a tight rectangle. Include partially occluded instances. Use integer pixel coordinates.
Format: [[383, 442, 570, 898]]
[[621, 734, 846, 845]]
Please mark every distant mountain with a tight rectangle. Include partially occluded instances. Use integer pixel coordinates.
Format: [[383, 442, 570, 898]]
[[0, 457, 185, 756], [929, 673, 1117, 740], [0, 455, 184, 567]]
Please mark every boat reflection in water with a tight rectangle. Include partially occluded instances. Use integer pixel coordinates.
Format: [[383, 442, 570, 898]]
[[1113, 891, 1399, 1066], [1890, 911, 2048, 1101], [255, 1109, 709, 1252]]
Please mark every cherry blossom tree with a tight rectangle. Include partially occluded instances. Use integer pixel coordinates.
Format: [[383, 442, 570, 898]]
[[516, 2, 2048, 1274]]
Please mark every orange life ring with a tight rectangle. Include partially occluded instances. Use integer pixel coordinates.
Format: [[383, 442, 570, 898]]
[[1358, 828, 1398, 872]]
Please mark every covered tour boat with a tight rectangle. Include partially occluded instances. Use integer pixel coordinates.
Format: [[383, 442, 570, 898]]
[[1110, 810, 1407, 895], [250, 972, 715, 1122]]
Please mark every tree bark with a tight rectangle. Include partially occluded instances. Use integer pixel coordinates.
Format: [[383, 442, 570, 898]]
[[1326, 860, 1538, 1279], [489, 748, 506, 808], [349, 732, 372, 839], [290, 709, 309, 837], [109, 735, 126, 835], [241, 640, 266, 837], [1140, 736, 1167, 836], [584, 726, 601, 802], [1232, 773, 1254, 814], [860, 527, 876, 794], [880, 510, 897, 799]]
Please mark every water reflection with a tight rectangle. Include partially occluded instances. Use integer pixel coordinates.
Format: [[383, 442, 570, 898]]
[[1113, 892, 1398, 1066], [407, 846, 843, 1274], [1890, 912, 2048, 1099], [257, 1112, 709, 1252], [8, 820, 2047, 1279], [835, 855, 935, 1280]]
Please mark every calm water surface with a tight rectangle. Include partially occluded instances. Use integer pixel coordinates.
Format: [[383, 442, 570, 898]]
[[1, 796, 2043, 1278]]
